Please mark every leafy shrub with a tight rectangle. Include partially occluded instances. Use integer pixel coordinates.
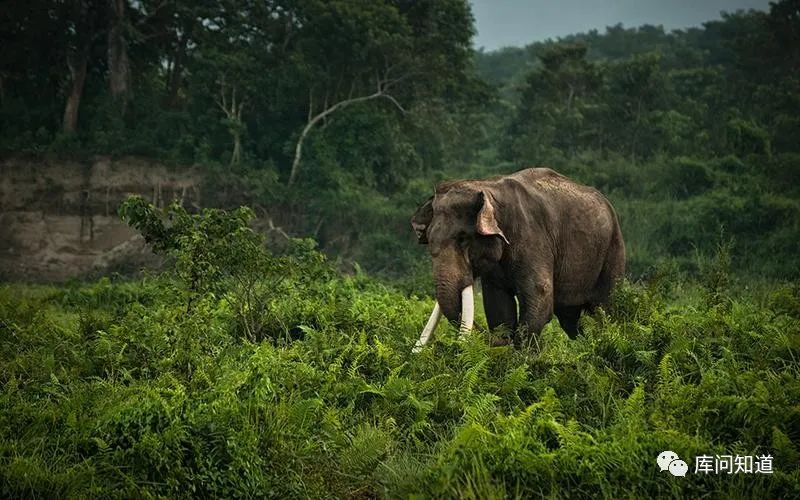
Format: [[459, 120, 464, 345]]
[[119, 196, 333, 342], [658, 157, 715, 199]]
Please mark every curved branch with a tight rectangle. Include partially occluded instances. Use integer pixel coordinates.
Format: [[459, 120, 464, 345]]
[[287, 84, 406, 187]]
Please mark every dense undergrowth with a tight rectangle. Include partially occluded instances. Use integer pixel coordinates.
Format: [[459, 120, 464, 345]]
[[1, 203, 799, 498]]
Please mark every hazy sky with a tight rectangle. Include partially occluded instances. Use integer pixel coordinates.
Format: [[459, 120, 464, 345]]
[[470, 0, 773, 51]]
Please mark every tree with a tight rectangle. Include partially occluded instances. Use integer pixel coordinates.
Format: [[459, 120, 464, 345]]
[[63, 0, 101, 133], [285, 0, 413, 186], [184, 0, 295, 167], [505, 43, 602, 161], [288, 72, 408, 186], [107, 0, 131, 111], [0, 1, 71, 136], [601, 53, 669, 159], [216, 80, 246, 166], [285, 0, 475, 186]]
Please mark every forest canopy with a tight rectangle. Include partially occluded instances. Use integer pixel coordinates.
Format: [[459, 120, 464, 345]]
[[1, 0, 799, 281]]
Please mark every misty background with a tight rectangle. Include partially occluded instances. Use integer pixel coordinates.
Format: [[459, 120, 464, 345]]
[[471, 0, 773, 50]]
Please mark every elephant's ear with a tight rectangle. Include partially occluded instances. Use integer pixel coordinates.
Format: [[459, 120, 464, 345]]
[[411, 196, 434, 244], [477, 191, 510, 244]]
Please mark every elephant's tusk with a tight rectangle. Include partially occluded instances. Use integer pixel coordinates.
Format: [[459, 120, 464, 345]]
[[412, 302, 442, 353], [412, 285, 473, 353], [460, 285, 474, 337]]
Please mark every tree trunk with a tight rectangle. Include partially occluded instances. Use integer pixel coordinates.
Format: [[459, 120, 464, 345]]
[[63, 51, 88, 134], [231, 132, 242, 166], [165, 32, 187, 109], [108, 0, 131, 111], [566, 84, 575, 113], [630, 97, 643, 161], [62, 0, 94, 134], [216, 82, 246, 166]]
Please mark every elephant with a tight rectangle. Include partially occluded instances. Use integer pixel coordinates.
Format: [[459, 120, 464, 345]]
[[410, 167, 625, 352]]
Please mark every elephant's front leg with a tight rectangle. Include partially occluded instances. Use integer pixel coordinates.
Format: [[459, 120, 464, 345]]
[[516, 277, 554, 349], [481, 279, 517, 345]]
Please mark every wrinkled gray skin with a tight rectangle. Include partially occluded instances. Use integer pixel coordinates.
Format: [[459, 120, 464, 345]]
[[411, 168, 625, 344]]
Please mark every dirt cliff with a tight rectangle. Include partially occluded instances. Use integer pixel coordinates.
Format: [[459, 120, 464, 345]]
[[0, 155, 203, 281]]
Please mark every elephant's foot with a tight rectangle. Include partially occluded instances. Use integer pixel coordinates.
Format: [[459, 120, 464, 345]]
[[490, 336, 513, 347]]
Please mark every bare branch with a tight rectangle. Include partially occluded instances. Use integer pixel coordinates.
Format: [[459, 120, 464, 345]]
[[288, 81, 408, 186], [307, 88, 313, 122], [266, 217, 291, 241], [216, 79, 229, 117], [380, 93, 407, 114], [236, 100, 244, 121], [253, 204, 292, 240], [384, 74, 409, 90]]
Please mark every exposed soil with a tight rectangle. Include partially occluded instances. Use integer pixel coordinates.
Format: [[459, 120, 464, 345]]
[[0, 155, 203, 281]]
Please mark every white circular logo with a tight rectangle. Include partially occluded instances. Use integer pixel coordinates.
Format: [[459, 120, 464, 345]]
[[657, 451, 687, 477]]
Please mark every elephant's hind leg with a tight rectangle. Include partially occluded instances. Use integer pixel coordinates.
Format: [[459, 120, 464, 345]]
[[555, 304, 583, 339]]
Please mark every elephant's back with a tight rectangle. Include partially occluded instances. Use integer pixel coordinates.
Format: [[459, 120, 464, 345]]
[[487, 166, 623, 246], [508, 168, 613, 217]]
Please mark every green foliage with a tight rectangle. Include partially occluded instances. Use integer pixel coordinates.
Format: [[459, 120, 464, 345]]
[[119, 196, 332, 342], [119, 196, 263, 294], [1, 228, 799, 496], [699, 233, 733, 309]]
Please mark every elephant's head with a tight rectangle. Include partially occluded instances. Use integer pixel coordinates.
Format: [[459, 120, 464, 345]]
[[411, 184, 509, 349]]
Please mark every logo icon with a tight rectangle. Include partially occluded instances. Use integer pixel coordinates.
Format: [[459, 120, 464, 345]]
[[669, 459, 689, 477], [658, 451, 687, 477]]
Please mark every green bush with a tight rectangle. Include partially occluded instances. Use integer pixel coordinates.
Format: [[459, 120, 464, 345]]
[[658, 157, 715, 199]]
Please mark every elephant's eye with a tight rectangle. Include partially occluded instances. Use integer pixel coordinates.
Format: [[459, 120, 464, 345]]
[[456, 233, 470, 247]]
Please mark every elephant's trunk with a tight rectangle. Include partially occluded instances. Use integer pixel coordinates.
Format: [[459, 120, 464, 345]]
[[412, 244, 474, 352], [433, 244, 473, 322]]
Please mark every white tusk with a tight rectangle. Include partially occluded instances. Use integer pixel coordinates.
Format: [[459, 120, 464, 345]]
[[459, 285, 474, 338], [412, 302, 441, 353]]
